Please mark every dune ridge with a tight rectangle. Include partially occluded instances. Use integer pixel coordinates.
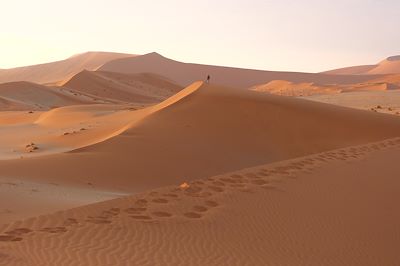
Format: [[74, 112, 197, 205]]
[[0, 52, 135, 85], [99, 52, 382, 88]]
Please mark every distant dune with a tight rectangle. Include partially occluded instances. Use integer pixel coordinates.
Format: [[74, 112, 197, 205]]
[[63, 70, 182, 104], [250, 80, 341, 96], [0, 81, 93, 111], [368, 56, 400, 74], [99, 52, 381, 88], [324, 55, 400, 75], [0, 69, 183, 111], [0, 52, 135, 85], [250, 72, 400, 97]]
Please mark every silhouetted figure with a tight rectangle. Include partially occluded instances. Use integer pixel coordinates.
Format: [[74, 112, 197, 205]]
[[206, 75, 210, 83]]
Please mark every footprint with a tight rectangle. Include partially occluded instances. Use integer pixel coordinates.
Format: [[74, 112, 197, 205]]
[[212, 181, 225, 187], [184, 212, 202, 219], [207, 185, 224, 193], [39, 227, 68, 233], [185, 186, 203, 194], [86, 216, 112, 224], [204, 200, 219, 207], [193, 206, 208, 212], [231, 174, 244, 179], [4, 228, 32, 236], [220, 177, 244, 184], [152, 212, 173, 218], [163, 193, 178, 198], [124, 207, 147, 214], [230, 183, 246, 188], [190, 191, 213, 198], [262, 185, 278, 190], [251, 179, 268, 186], [130, 215, 152, 220], [0, 235, 23, 242], [220, 177, 237, 184], [135, 199, 148, 205], [257, 171, 270, 177], [64, 218, 79, 226], [244, 173, 258, 178], [102, 208, 120, 217], [152, 198, 169, 204]]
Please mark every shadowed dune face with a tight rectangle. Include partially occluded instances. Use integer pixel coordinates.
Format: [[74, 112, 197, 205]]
[[0, 81, 93, 111], [0, 70, 184, 111], [1, 82, 400, 192], [0, 52, 135, 85], [99, 53, 382, 88], [62, 70, 182, 104]]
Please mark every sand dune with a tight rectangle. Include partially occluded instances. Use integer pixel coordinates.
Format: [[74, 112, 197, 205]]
[[250, 73, 400, 97], [0, 81, 95, 111], [63, 70, 182, 104], [99, 52, 381, 88], [0, 52, 135, 85], [1, 82, 400, 198], [0, 138, 399, 265], [250, 80, 341, 96], [324, 55, 400, 75], [303, 90, 400, 116], [368, 56, 400, 74], [1, 79, 400, 265], [0, 69, 182, 111], [0, 104, 144, 160]]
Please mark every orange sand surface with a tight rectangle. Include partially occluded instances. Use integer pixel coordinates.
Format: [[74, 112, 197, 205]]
[[1, 52, 400, 265], [1, 138, 399, 265]]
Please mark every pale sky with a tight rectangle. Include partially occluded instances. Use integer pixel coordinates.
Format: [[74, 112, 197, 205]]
[[1, 0, 399, 72]]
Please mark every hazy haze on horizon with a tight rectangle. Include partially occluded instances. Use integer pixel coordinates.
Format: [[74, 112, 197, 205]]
[[1, 0, 399, 72]]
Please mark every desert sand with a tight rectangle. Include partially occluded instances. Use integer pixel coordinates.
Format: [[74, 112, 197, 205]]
[[1, 52, 400, 265], [1, 138, 400, 265]]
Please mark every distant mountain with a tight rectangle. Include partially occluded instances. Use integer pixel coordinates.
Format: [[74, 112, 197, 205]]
[[0, 52, 135, 85]]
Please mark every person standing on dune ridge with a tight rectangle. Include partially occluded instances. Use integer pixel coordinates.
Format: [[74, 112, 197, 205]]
[[206, 75, 210, 83]]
